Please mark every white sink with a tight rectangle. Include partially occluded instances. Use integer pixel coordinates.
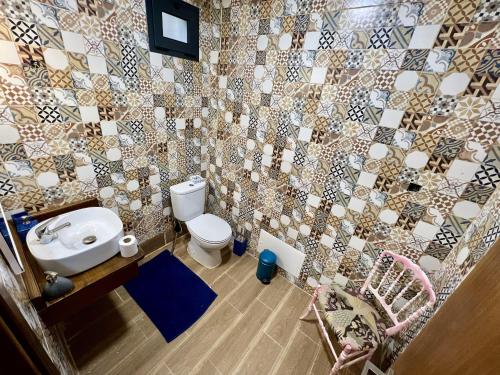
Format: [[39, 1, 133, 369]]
[[27, 207, 124, 276]]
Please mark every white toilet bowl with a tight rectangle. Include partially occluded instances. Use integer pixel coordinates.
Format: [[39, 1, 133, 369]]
[[186, 213, 232, 268]]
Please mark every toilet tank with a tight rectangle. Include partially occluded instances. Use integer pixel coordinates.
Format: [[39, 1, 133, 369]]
[[170, 180, 206, 221]]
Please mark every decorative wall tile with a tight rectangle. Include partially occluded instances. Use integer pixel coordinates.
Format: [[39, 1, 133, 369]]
[[0, 0, 219, 241], [206, 0, 500, 364], [0, 0, 498, 367]]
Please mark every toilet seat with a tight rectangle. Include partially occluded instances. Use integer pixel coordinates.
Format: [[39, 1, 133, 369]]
[[187, 214, 232, 245]]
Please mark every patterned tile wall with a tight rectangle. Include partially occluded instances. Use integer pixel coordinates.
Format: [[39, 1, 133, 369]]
[[0, 0, 499, 365], [0, 0, 220, 241], [393, 186, 500, 361], [206, 0, 499, 356]]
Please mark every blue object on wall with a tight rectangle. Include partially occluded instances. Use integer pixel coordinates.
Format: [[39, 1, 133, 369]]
[[256, 249, 277, 284], [233, 235, 247, 256], [11, 212, 38, 243]]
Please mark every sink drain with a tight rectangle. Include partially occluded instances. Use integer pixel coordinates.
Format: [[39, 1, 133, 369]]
[[82, 235, 97, 245]]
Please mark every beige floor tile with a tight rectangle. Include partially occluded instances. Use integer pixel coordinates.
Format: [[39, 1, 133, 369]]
[[234, 333, 282, 375], [226, 254, 257, 282], [227, 274, 267, 313], [190, 359, 221, 375], [107, 331, 173, 375], [69, 299, 143, 364], [82, 323, 148, 374], [64, 292, 124, 339], [65, 248, 363, 375], [273, 330, 318, 375], [265, 287, 310, 347], [135, 313, 160, 339], [149, 362, 173, 375], [209, 300, 271, 373], [258, 275, 293, 309], [298, 316, 324, 343], [309, 341, 335, 375], [211, 272, 237, 304], [165, 301, 241, 374]]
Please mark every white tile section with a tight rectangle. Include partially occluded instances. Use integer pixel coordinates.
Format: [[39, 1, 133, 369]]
[[439, 72, 470, 95], [0, 41, 20, 64], [452, 200, 481, 219], [348, 236, 366, 251], [379, 109, 405, 128], [446, 160, 480, 181], [413, 221, 440, 240], [409, 25, 440, 49], [62, 31, 85, 53]]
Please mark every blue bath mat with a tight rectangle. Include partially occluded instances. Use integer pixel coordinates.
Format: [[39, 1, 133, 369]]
[[124, 251, 217, 342]]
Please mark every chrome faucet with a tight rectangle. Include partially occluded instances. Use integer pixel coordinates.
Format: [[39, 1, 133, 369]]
[[35, 217, 71, 244]]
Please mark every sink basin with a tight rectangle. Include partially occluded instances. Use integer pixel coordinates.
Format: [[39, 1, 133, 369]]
[[27, 207, 124, 276]]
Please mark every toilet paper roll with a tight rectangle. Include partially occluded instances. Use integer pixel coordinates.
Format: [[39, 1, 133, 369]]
[[119, 235, 138, 258]]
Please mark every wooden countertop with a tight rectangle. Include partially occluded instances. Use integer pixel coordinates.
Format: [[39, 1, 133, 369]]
[[9, 198, 145, 326], [44, 250, 144, 308]]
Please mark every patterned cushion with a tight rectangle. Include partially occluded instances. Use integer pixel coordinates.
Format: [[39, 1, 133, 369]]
[[318, 284, 387, 351]]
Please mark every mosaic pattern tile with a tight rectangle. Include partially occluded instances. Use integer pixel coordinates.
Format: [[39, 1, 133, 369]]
[[392, 187, 500, 363], [0, 0, 499, 364], [0, 0, 220, 240], [206, 0, 500, 357]]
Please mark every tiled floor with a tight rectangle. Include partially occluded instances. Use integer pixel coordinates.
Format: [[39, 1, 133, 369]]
[[65, 236, 360, 375]]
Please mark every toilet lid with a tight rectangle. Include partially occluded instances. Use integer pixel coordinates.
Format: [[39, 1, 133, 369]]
[[187, 214, 232, 244]]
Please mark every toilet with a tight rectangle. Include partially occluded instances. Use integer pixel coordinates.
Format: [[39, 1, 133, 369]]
[[170, 178, 232, 268]]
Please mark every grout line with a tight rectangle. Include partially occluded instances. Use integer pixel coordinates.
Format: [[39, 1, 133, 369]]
[[209, 359, 223, 375], [231, 287, 296, 374], [226, 299, 240, 313], [180, 257, 277, 374], [104, 330, 191, 375], [162, 257, 260, 373], [256, 275, 291, 310], [271, 327, 319, 375], [182, 304, 244, 375], [214, 301, 274, 374], [261, 287, 295, 332], [225, 272, 239, 284], [307, 344, 323, 375], [265, 331, 284, 349], [269, 328, 300, 375], [146, 359, 169, 375]]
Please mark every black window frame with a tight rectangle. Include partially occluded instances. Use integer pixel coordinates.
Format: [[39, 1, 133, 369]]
[[145, 0, 199, 61]]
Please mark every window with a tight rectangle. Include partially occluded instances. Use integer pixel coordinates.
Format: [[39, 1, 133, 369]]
[[145, 0, 199, 61]]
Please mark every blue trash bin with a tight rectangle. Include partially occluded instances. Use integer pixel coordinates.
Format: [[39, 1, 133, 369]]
[[256, 249, 277, 284]]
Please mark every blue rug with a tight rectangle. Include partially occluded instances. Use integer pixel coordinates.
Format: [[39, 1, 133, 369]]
[[124, 251, 217, 342]]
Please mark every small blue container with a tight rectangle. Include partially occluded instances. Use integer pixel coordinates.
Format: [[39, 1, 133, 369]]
[[233, 235, 247, 256], [11, 212, 38, 242], [256, 249, 277, 284]]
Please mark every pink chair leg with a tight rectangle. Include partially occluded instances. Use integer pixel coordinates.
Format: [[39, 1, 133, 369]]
[[331, 344, 351, 375], [300, 285, 321, 320]]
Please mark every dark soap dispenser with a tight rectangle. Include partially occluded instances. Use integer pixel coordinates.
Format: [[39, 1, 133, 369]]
[[42, 271, 74, 300]]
